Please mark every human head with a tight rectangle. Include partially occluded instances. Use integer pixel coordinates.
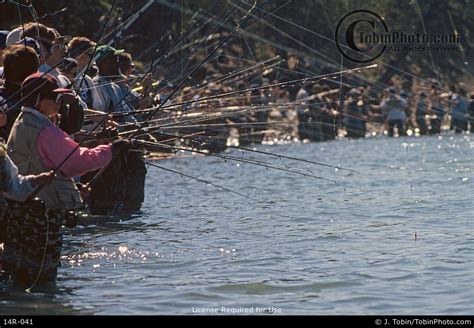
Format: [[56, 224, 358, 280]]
[[2, 44, 39, 85], [430, 81, 441, 95], [95, 45, 124, 76], [68, 36, 96, 70], [118, 52, 134, 76], [21, 72, 73, 115], [20, 22, 56, 64], [47, 28, 70, 67]]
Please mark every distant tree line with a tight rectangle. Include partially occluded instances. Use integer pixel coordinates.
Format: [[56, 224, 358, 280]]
[[1, 0, 472, 85]]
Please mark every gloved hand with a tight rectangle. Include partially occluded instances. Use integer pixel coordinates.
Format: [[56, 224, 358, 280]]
[[30, 171, 55, 187], [112, 139, 132, 156]]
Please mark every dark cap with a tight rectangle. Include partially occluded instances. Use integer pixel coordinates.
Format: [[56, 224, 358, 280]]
[[15, 37, 41, 55], [21, 72, 73, 105], [95, 45, 124, 63]]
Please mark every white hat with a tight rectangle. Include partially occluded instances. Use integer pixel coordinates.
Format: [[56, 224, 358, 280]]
[[5, 27, 22, 47]]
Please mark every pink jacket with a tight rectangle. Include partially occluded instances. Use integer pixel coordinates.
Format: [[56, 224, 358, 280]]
[[37, 125, 112, 177]]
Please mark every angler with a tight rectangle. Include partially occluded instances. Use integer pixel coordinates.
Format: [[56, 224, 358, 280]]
[[3, 73, 128, 286]]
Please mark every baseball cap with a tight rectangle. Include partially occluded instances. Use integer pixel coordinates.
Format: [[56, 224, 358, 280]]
[[21, 72, 73, 106], [5, 27, 21, 47], [15, 37, 41, 55], [95, 45, 124, 62]]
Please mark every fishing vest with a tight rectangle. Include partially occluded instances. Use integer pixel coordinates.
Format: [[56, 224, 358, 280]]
[[6, 110, 83, 210]]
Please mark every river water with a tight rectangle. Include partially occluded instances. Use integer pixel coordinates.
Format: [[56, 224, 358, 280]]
[[1, 133, 473, 315]]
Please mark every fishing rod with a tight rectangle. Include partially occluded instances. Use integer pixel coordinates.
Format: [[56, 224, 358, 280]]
[[134, 7, 206, 62], [180, 56, 282, 96], [140, 129, 358, 173], [72, 0, 213, 133], [113, 100, 329, 138], [102, 63, 379, 124], [202, 1, 396, 102], [127, 1, 261, 140], [132, 140, 337, 183], [81, 2, 262, 188], [116, 101, 274, 127], [159, 90, 408, 135], [209, 59, 283, 89], [101, 52, 376, 125], [0, 0, 119, 112], [25, 0, 172, 204], [153, 6, 242, 89], [22, 0, 121, 202], [144, 160, 250, 199], [108, 0, 156, 46], [109, 91, 398, 145], [117, 105, 280, 135], [155, 0, 292, 92], [120, 4, 238, 107], [146, 118, 372, 143], [75, 0, 119, 92], [247, 0, 469, 102], [146, 1, 288, 101], [122, 4, 243, 107], [122, 101, 401, 152]]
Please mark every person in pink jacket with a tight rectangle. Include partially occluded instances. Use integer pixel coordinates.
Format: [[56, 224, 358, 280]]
[[4, 72, 130, 286]]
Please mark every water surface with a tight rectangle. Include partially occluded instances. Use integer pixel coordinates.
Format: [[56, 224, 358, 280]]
[[1, 134, 473, 315]]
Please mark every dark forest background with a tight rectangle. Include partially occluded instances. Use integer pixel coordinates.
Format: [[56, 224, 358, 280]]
[[1, 0, 473, 88]]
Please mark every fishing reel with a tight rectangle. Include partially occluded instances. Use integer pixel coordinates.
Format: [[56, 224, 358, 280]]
[[27, 197, 46, 217], [64, 210, 79, 228], [129, 138, 149, 153]]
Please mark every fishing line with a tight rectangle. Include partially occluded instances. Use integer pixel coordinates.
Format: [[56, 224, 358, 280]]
[[147, 129, 358, 173], [144, 160, 250, 199], [134, 139, 337, 183], [80, 1, 262, 190]]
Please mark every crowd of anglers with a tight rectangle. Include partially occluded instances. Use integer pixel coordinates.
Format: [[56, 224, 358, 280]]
[[0, 22, 150, 287], [0, 20, 473, 289]]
